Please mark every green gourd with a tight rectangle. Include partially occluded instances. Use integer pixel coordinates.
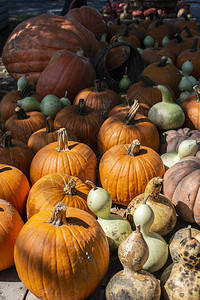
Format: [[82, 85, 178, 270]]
[[181, 60, 193, 76], [40, 95, 63, 119], [106, 225, 161, 300], [160, 226, 200, 299], [17, 97, 41, 112], [86, 180, 132, 253], [161, 139, 198, 170], [148, 85, 185, 130], [119, 66, 132, 93], [162, 36, 170, 47], [17, 75, 29, 91], [59, 91, 71, 107], [133, 195, 168, 273], [143, 35, 154, 48]]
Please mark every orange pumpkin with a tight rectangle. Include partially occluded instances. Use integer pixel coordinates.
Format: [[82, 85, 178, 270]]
[[164, 34, 192, 60], [14, 202, 109, 300], [29, 128, 97, 185], [0, 131, 34, 178], [98, 100, 160, 155], [0, 199, 24, 271], [26, 173, 94, 219], [27, 116, 77, 153], [99, 140, 165, 206], [110, 27, 141, 48], [0, 164, 30, 217]]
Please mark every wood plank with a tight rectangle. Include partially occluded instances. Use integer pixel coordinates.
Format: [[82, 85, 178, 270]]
[[0, 266, 27, 300]]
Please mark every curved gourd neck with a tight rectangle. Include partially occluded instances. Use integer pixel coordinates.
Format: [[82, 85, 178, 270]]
[[155, 85, 173, 103]]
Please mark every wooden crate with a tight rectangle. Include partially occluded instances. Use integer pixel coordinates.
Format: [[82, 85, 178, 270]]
[[0, 0, 9, 30]]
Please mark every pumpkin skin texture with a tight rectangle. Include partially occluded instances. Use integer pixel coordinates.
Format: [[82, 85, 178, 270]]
[[181, 87, 200, 130], [4, 107, 46, 144], [0, 199, 24, 271], [36, 49, 96, 101], [164, 34, 192, 60], [73, 80, 121, 119], [0, 131, 34, 178], [14, 202, 110, 300], [26, 173, 93, 219], [99, 140, 165, 206], [2, 14, 99, 83], [29, 128, 97, 186], [0, 90, 43, 123], [27, 116, 77, 154], [163, 156, 200, 225], [0, 164, 30, 217], [66, 6, 107, 40], [97, 101, 160, 155]]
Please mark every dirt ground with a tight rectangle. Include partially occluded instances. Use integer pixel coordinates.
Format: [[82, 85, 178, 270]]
[[0, 16, 36, 100]]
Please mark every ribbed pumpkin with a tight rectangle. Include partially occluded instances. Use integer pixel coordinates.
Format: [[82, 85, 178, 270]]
[[73, 79, 121, 119], [27, 116, 77, 153], [66, 6, 107, 40], [4, 107, 46, 144], [145, 19, 174, 47], [14, 202, 109, 300], [0, 131, 34, 178], [0, 88, 43, 123], [36, 48, 96, 101], [2, 14, 99, 83], [110, 27, 141, 48], [141, 58, 182, 98], [127, 75, 176, 111], [29, 128, 97, 185], [163, 156, 200, 225], [0, 199, 24, 271], [99, 140, 165, 206], [54, 99, 104, 149], [164, 34, 192, 60], [98, 100, 160, 155], [26, 173, 93, 219], [0, 164, 30, 217]]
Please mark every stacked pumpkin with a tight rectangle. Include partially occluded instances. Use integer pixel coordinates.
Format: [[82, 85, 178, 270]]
[[1, 5, 200, 300]]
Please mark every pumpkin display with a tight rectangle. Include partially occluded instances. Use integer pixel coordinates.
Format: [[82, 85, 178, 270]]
[[4, 107, 46, 144], [141, 58, 182, 98], [29, 128, 97, 186], [0, 131, 34, 178], [99, 140, 165, 206], [107, 18, 126, 41], [2, 14, 99, 83], [164, 34, 192, 60], [73, 79, 121, 119], [160, 226, 200, 300], [26, 173, 93, 219], [14, 202, 110, 300], [146, 18, 175, 40], [159, 127, 200, 155], [27, 116, 77, 154], [127, 75, 176, 111], [181, 85, 200, 130], [180, 26, 200, 47], [36, 48, 96, 101], [0, 164, 30, 217], [0, 88, 43, 123], [66, 6, 107, 40], [145, 19, 174, 47], [175, 14, 199, 34], [110, 27, 141, 48], [106, 225, 161, 300], [133, 195, 169, 273], [126, 177, 177, 236], [0, 199, 24, 271], [98, 100, 160, 155], [163, 156, 200, 225], [54, 99, 104, 149]]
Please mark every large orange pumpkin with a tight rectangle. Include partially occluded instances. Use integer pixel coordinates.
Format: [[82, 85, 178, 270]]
[[36, 48, 96, 101], [0, 164, 30, 217], [0, 199, 24, 271], [2, 14, 99, 83], [29, 128, 97, 185], [14, 202, 110, 300], [99, 140, 165, 206], [26, 173, 93, 219]]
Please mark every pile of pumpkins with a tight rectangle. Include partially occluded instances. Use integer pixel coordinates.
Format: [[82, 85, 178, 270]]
[[0, 5, 200, 300]]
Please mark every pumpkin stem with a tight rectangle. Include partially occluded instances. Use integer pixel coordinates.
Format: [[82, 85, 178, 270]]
[[174, 33, 184, 44], [94, 79, 103, 93], [189, 38, 198, 53], [144, 177, 164, 200], [139, 75, 154, 88], [157, 57, 168, 67], [19, 82, 32, 98], [47, 202, 67, 226], [76, 48, 84, 57], [85, 180, 97, 190], [76, 99, 88, 115], [187, 225, 192, 239], [1, 131, 12, 148], [143, 194, 151, 204], [121, 94, 132, 107], [15, 106, 30, 120], [123, 100, 140, 125], [56, 128, 69, 152], [127, 139, 140, 156], [193, 85, 200, 103], [153, 41, 160, 50], [183, 25, 193, 38], [46, 116, 55, 133], [63, 178, 77, 195]]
